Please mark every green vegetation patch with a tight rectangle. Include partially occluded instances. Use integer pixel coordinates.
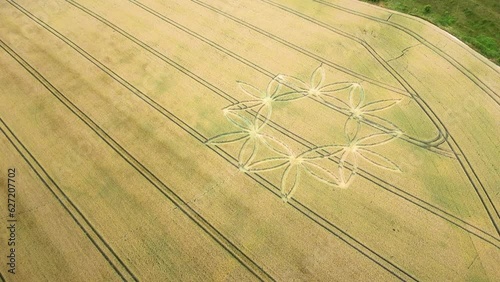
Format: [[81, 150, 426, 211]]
[[360, 0, 500, 65]]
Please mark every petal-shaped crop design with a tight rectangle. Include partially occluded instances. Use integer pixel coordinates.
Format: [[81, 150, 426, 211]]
[[224, 111, 253, 131], [319, 93, 351, 111], [206, 131, 249, 145], [338, 150, 358, 188], [344, 117, 360, 143], [238, 138, 258, 167], [254, 104, 272, 130], [245, 157, 289, 172], [260, 134, 293, 157], [281, 164, 301, 202], [302, 161, 339, 185], [338, 166, 357, 189], [274, 91, 308, 102], [277, 75, 308, 93], [348, 84, 365, 109], [310, 65, 325, 89], [357, 132, 400, 147], [362, 99, 402, 113], [267, 76, 283, 98], [238, 81, 265, 99], [319, 82, 353, 94], [357, 148, 401, 172]]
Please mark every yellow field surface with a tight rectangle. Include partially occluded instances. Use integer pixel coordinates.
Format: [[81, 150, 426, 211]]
[[0, 0, 498, 281]]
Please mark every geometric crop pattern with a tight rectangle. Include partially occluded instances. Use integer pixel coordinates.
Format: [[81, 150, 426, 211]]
[[207, 65, 409, 201]]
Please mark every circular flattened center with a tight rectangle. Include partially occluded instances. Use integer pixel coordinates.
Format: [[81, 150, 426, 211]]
[[351, 108, 363, 119], [348, 144, 358, 152], [262, 96, 272, 105], [289, 155, 303, 166], [238, 165, 248, 173], [248, 129, 258, 139], [308, 88, 321, 97]]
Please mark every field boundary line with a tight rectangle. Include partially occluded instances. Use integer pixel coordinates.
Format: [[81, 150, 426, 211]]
[[8, 2, 417, 279], [313, 0, 500, 105], [16, 0, 498, 246], [0, 10, 273, 280], [0, 117, 135, 281], [258, 0, 500, 235], [330, 0, 499, 72]]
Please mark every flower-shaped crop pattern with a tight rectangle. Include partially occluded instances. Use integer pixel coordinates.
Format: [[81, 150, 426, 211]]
[[206, 109, 270, 168], [243, 143, 344, 202], [224, 75, 307, 117], [327, 83, 403, 137], [207, 64, 410, 203], [277, 65, 354, 102], [337, 129, 402, 188]]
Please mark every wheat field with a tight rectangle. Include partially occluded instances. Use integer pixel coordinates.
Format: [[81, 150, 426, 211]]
[[0, 0, 499, 281]]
